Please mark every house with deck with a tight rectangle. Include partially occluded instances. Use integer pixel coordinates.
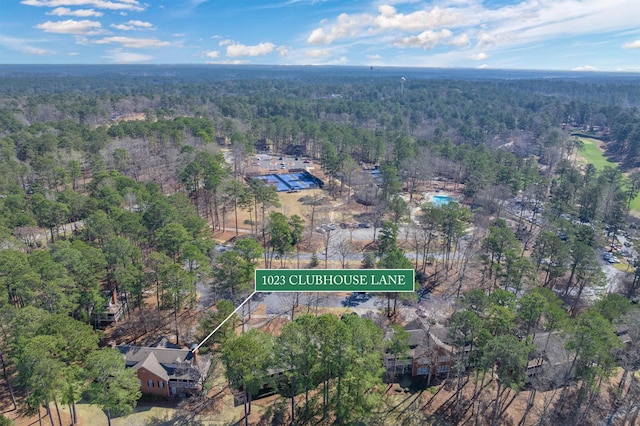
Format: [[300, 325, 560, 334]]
[[93, 290, 127, 328], [526, 331, 573, 389], [117, 343, 211, 397], [385, 318, 457, 384]]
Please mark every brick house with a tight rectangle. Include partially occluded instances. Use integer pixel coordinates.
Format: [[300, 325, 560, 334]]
[[117, 344, 211, 397], [385, 318, 456, 384], [410, 328, 455, 381]]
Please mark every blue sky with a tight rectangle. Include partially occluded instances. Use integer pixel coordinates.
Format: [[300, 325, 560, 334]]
[[1, 0, 639, 71]]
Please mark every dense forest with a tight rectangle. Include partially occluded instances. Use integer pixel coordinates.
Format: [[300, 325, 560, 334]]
[[0, 66, 640, 425]]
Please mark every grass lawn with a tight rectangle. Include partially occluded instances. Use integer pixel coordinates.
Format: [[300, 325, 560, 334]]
[[613, 261, 634, 273], [576, 137, 615, 171], [577, 137, 640, 215], [75, 404, 108, 425]]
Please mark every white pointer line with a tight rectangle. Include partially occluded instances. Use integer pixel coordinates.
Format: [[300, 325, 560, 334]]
[[193, 291, 256, 352]]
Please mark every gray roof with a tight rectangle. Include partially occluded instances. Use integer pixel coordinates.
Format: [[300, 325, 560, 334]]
[[403, 319, 452, 349], [530, 332, 571, 366], [616, 325, 632, 344], [528, 332, 574, 389], [116, 345, 210, 382], [136, 351, 169, 381], [404, 318, 425, 331], [429, 326, 452, 345], [407, 329, 428, 347]]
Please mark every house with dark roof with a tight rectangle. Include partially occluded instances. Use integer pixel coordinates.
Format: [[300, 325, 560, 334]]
[[526, 331, 573, 389], [526, 326, 632, 390], [384, 318, 456, 384], [615, 324, 632, 345], [117, 344, 211, 397]]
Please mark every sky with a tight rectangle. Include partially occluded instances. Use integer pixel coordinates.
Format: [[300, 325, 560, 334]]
[[1, 0, 640, 71]]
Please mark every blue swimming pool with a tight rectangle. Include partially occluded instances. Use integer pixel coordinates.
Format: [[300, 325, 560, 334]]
[[431, 195, 453, 207]]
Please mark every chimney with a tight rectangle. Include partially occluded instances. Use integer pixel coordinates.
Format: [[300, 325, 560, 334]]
[[111, 288, 117, 305], [190, 344, 198, 365]]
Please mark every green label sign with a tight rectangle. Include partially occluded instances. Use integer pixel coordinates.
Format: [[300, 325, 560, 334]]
[[255, 269, 415, 292]]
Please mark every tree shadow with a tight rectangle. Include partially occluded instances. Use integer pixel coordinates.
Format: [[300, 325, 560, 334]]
[[143, 410, 211, 426]]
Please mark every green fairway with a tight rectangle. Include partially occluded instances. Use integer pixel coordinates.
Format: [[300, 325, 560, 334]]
[[576, 137, 616, 171], [630, 194, 640, 212], [576, 137, 640, 215]]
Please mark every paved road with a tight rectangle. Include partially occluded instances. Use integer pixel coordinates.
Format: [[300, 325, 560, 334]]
[[256, 288, 454, 325], [261, 291, 384, 316]]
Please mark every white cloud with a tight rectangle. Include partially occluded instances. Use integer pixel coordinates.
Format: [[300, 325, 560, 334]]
[[46, 7, 103, 16], [476, 32, 515, 47], [572, 65, 598, 71], [28, 47, 54, 55], [616, 66, 640, 72], [205, 59, 249, 65], [218, 39, 233, 46], [470, 0, 640, 49], [367, 54, 382, 59], [21, 0, 144, 11], [277, 46, 289, 56], [305, 49, 330, 58], [393, 29, 453, 49], [173, 33, 186, 37], [93, 36, 170, 48], [623, 40, 640, 49], [476, 64, 489, 69], [470, 52, 487, 60], [305, 0, 640, 64], [307, 28, 329, 45], [110, 20, 153, 31], [374, 5, 463, 32], [226, 42, 276, 57], [0, 34, 55, 55], [448, 33, 470, 47], [103, 49, 153, 63], [68, 51, 80, 55], [204, 50, 219, 58], [35, 19, 105, 35], [306, 5, 465, 46], [307, 13, 371, 45]]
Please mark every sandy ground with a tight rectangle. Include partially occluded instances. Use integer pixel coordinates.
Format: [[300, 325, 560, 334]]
[[2, 367, 629, 426], [0, 174, 564, 426], [112, 113, 146, 123], [213, 188, 330, 242]]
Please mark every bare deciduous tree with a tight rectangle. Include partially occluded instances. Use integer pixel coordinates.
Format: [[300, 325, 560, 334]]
[[334, 230, 356, 269]]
